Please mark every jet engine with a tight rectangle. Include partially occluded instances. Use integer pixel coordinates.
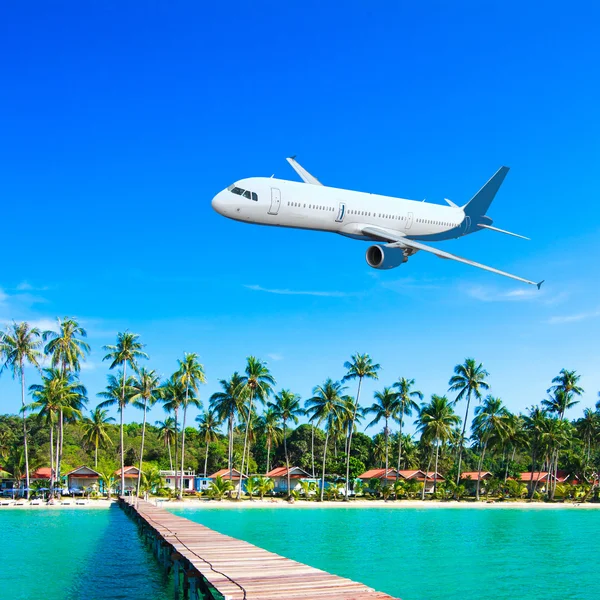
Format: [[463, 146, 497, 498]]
[[365, 245, 408, 270]]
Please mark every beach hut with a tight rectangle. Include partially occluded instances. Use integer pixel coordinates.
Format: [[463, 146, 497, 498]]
[[460, 471, 493, 494], [114, 466, 140, 494], [517, 471, 578, 493], [266, 466, 312, 493], [66, 466, 101, 495], [208, 468, 247, 493]]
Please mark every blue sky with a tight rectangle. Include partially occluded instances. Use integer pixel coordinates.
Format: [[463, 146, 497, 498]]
[[1, 2, 599, 435]]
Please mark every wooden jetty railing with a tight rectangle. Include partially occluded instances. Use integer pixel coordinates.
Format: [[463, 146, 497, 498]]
[[119, 497, 399, 600]]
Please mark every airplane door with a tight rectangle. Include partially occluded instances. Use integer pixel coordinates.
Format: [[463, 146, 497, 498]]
[[406, 212, 413, 230], [462, 216, 471, 234], [268, 188, 281, 215], [335, 202, 346, 223]]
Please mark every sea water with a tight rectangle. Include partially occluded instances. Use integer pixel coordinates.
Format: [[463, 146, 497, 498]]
[[170, 505, 600, 600], [0, 506, 173, 600]]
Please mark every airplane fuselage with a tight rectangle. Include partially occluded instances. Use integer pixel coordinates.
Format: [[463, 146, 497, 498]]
[[212, 177, 474, 242]]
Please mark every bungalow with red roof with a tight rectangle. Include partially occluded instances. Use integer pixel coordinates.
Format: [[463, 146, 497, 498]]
[[266, 466, 313, 493], [114, 466, 140, 494], [358, 468, 444, 493], [66, 466, 101, 494], [460, 471, 493, 493], [517, 471, 578, 493], [207, 468, 247, 493]]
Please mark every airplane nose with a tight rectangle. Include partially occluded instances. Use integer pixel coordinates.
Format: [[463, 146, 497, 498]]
[[212, 190, 226, 214]]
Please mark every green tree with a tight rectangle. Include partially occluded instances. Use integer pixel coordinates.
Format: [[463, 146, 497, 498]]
[[257, 407, 282, 475], [97, 372, 136, 494], [393, 377, 423, 485], [175, 353, 205, 498], [0, 322, 43, 498], [210, 373, 246, 483], [305, 379, 349, 501], [255, 475, 274, 500], [160, 376, 186, 487], [237, 357, 275, 498], [417, 395, 460, 499], [208, 475, 233, 501], [82, 407, 115, 467], [471, 396, 509, 499], [102, 332, 148, 495], [271, 390, 303, 497], [366, 387, 399, 477], [155, 417, 177, 470], [448, 358, 489, 484], [130, 367, 161, 499], [342, 353, 380, 500], [196, 410, 222, 476]]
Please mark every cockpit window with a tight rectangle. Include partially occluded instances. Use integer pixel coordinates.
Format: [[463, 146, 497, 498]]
[[228, 185, 259, 201]]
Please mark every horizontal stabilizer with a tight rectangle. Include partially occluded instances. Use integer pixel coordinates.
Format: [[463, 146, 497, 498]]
[[286, 157, 322, 185], [478, 224, 530, 240]]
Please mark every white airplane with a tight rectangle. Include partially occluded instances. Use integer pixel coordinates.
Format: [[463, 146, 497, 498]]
[[211, 157, 543, 288]]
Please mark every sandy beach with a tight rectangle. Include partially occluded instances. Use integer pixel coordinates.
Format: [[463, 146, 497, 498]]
[[164, 498, 600, 510], [0, 499, 115, 509]]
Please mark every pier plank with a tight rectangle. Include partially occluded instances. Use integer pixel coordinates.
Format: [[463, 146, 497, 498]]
[[121, 498, 399, 600]]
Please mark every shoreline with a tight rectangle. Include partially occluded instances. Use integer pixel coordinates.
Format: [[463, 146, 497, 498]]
[[0, 499, 115, 510], [164, 498, 600, 510]]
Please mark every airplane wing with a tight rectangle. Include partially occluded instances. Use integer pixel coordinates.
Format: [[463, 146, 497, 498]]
[[362, 226, 543, 289], [286, 156, 323, 185]]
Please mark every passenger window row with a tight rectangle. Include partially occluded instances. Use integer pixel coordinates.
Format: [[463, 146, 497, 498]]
[[417, 218, 456, 227], [228, 185, 258, 201], [287, 202, 334, 212]]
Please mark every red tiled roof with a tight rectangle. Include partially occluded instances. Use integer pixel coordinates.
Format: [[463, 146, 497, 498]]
[[519, 472, 550, 482], [209, 468, 247, 480], [66, 466, 101, 477], [266, 466, 310, 478], [21, 467, 52, 479], [115, 466, 140, 477], [461, 471, 493, 481], [358, 468, 399, 480]]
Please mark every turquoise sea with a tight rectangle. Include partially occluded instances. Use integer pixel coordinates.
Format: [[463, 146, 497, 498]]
[[0, 506, 173, 600], [170, 506, 600, 600]]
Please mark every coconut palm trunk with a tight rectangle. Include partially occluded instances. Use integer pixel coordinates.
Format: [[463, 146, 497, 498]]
[[476, 441, 487, 500], [395, 418, 404, 483], [173, 408, 179, 493], [136, 398, 148, 501], [421, 452, 434, 501], [433, 443, 440, 495], [120, 363, 127, 496], [455, 390, 471, 484], [320, 429, 330, 502], [311, 424, 315, 478], [167, 439, 173, 471], [265, 437, 272, 475], [238, 391, 254, 499], [179, 391, 189, 499], [204, 439, 210, 478], [283, 419, 291, 497], [20, 360, 30, 500], [49, 423, 55, 495], [384, 416, 389, 476], [344, 378, 362, 501]]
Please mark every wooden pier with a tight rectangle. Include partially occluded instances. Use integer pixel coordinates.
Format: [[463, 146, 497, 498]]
[[120, 498, 399, 600]]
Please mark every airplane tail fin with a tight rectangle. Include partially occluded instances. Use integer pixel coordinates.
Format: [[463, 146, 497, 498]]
[[463, 166, 509, 218]]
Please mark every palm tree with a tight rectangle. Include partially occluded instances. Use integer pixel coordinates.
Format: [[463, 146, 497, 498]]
[[417, 395, 460, 499], [160, 375, 186, 488], [210, 373, 246, 484], [208, 475, 234, 501], [501, 413, 526, 482], [175, 353, 205, 498], [244, 476, 258, 499], [155, 417, 177, 470], [342, 353, 380, 500], [255, 475, 274, 500], [130, 368, 161, 499], [97, 372, 135, 494], [392, 377, 423, 485], [471, 396, 509, 499], [196, 410, 222, 476], [0, 322, 43, 499], [43, 317, 91, 483], [272, 390, 303, 497], [28, 368, 86, 492], [366, 387, 399, 477], [305, 379, 349, 501], [99, 472, 115, 498], [237, 357, 275, 499], [448, 358, 489, 484], [82, 407, 115, 467], [523, 406, 548, 498], [257, 407, 283, 475], [102, 332, 148, 495], [547, 369, 584, 420]]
